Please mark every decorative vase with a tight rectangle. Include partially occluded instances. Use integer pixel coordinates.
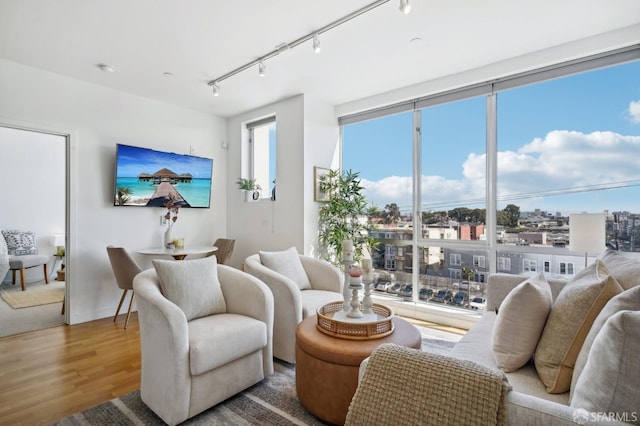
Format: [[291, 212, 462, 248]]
[[242, 189, 260, 202], [164, 227, 172, 248]]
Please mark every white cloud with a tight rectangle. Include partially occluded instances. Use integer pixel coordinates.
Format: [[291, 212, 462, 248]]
[[360, 130, 640, 213], [629, 100, 640, 124]]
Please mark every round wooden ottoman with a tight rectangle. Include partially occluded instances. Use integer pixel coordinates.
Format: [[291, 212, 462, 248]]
[[295, 315, 421, 425]]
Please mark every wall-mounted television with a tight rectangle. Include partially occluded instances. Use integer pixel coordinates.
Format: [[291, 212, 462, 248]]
[[113, 144, 213, 208]]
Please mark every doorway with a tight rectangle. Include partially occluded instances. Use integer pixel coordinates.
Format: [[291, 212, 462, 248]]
[[0, 125, 68, 336]]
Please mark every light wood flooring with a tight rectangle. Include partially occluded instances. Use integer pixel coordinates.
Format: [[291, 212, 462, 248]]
[[0, 314, 141, 426], [0, 312, 467, 426]]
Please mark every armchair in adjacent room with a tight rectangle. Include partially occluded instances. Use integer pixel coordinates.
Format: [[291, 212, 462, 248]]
[[244, 246, 344, 363], [1, 230, 49, 291], [133, 256, 274, 426]]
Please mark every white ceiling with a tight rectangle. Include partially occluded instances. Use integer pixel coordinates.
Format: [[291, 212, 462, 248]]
[[1, 0, 639, 118]]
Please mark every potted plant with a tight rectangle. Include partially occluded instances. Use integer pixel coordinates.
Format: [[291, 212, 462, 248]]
[[236, 178, 261, 202], [317, 169, 378, 267]]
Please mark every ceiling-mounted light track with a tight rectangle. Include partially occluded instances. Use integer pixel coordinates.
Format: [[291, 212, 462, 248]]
[[207, 0, 405, 96]]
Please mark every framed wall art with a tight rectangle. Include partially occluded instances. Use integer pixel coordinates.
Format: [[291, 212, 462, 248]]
[[314, 166, 331, 202]]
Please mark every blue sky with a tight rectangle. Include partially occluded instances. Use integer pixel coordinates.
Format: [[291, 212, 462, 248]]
[[116, 144, 213, 179], [343, 60, 640, 216]]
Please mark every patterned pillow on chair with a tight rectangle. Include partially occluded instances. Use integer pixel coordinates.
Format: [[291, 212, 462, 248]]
[[1, 230, 39, 256]]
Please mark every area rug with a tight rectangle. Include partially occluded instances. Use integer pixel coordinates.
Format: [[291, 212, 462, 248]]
[[0, 281, 65, 309], [51, 333, 458, 426]]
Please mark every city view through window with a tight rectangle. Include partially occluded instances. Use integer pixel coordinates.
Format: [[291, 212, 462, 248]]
[[342, 59, 640, 312]]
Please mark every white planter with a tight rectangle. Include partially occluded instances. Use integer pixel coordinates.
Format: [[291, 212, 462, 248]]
[[242, 190, 260, 202]]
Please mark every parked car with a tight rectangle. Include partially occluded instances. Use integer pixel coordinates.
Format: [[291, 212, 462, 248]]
[[450, 291, 469, 306], [430, 289, 453, 303], [469, 297, 487, 310], [418, 288, 433, 300], [375, 280, 391, 292], [400, 284, 413, 297], [387, 283, 403, 294]]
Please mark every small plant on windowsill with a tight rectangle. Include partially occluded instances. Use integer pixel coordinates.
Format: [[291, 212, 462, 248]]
[[236, 178, 261, 191], [236, 178, 262, 202]]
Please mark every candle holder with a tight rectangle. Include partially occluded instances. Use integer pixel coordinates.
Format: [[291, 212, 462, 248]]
[[362, 277, 373, 315], [342, 260, 352, 311], [347, 276, 363, 318], [360, 258, 374, 315]]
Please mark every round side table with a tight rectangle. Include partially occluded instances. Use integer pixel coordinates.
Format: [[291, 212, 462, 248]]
[[295, 315, 421, 425]]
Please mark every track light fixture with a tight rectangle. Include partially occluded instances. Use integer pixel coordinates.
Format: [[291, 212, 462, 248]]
[[313, 34, 321, 54], [210, 81, 220, 96], [207, 0, 408, 96], [399, 0, 411, 14]]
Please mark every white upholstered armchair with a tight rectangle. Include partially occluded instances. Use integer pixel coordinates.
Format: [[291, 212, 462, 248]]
[[133, 257, 274, 426], [244, 247, 344, 363]]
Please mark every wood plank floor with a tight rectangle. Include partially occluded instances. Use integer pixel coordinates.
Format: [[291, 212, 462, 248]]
[[0, 312, 466, 426], [0, 314, 141, 426]]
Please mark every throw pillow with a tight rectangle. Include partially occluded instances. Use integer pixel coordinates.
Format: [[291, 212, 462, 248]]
[[1, 230, 38, 256], [597, 248, 640, 290], [571, 310, 640, 424], [0, 232, 9, 279], [534, 260, 622, 394], [570, 285, 640, 401], [0, 232, 8, 258], [153, 256, 227, 321], [492, 272, 552, 372], [259, 246, 312, 290]]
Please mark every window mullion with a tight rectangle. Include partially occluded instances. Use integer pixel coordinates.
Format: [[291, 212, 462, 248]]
[[486, 92, 498, 275], [412, 109, 421, 300]]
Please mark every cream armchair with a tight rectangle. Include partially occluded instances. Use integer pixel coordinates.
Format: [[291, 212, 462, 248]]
[[244, 248, 344, 363], [133, 260, 274, 426]]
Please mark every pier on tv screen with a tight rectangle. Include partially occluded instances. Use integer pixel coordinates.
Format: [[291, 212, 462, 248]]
[[113, 144, 213, 208]]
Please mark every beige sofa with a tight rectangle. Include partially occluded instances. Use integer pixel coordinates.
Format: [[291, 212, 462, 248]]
[[355, 250, 639, 425]]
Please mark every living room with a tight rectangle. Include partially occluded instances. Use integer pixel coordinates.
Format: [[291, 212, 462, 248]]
[[1, 0, 638, 327], [1, 1, 639, 424]]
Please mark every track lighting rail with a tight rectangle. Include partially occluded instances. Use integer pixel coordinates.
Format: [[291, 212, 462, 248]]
[[207, 0, 410, 94]]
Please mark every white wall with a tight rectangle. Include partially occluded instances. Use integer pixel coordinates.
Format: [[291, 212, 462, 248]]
[[226, 95, 341, 266], [226, 95, 305, 266], [302, 96, 340, 256], [0, 126, 65, 283], [0, 58, 227, 324]]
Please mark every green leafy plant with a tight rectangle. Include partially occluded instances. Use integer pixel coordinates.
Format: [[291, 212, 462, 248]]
[[236, 178, 261, 191], [318, 169, 378, 266], [115, 186, 132, 205]]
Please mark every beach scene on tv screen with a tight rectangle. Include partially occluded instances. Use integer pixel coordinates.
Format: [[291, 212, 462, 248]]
[[114, 144, 213, 208]]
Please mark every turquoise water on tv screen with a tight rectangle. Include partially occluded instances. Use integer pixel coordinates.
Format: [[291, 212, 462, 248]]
[[115, 177, 212, 208]]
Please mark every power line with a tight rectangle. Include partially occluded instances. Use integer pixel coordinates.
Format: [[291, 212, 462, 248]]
[[375, 179, 640, 214]]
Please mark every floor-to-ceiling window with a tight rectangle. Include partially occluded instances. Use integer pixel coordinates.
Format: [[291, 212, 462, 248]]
[[496, 61, 640, 277], [343, 112, 413, 295], [340, 47, 640, 315], [418, 96, 489, 309]]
